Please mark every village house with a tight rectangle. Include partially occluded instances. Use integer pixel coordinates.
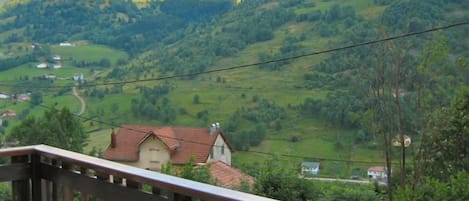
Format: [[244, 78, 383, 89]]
[[52, 55, 61, 60], [103, 124, 232, 171], [53, 63, 62, 69], [0, 93, 9, 99], [44, 74, 57, 80], [1, 109, 16, 117], [367, 166, 387, 180], [59, 42, 73, 47], [36, 63, 48, 69], [16, 93, 31, 102], [301, 162, 320, 176], [72, 73, 84, 81]]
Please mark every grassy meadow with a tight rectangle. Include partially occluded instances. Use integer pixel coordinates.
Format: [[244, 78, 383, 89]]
[[51, 44, 129, 66]]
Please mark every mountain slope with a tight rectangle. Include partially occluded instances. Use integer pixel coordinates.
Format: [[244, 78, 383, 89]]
[[1, 0, 468, 177]]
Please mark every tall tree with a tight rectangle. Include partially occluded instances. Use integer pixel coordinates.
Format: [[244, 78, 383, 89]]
[[419, 87, 469, 180], [254, 157, 319, 201], [394, 171, 469, 201], [9, 107, 87, 153]]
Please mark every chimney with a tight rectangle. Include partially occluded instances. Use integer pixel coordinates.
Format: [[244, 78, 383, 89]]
[[110, 128, 116, 148], [210, 123, 216, 135]]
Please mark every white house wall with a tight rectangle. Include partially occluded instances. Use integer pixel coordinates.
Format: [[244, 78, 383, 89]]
[[206, 134, 232, 165]]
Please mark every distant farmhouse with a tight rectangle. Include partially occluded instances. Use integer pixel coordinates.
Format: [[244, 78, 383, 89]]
[[301, 162, 320, 176], [36, 63, 48, 69], [16, 93, 31, 102], [44, 74, 57, 80], [73, 73, 84, 81], [0, 93, 9, 99], [1, 109, 16, 117], [59, 42, 74, 47], [52, 55, 61, 60], [53, 63, 62, 69], [367, 166, 387, 180]]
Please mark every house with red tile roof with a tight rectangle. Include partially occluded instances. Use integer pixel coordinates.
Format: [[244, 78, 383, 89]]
[[1, 109, 16, 117], [209, 161, 255, 189], [367, 166, 387, 180], [103, 125, 232, 171]]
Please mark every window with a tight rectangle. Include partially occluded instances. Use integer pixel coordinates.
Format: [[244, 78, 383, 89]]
[[221, 145, 225, 155]]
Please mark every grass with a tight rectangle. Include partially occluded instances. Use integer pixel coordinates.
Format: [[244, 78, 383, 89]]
[[0, 63, 92, 82], [232, 117, 386, 178], [85, 128, 112, 154], [51, 44, 129, 66], [0, 90, 82, 134], [295, 0, 377, 15]]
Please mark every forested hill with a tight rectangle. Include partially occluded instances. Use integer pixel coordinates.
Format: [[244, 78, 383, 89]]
[[1, 0, 468, 128], [0, 0, 232, 53], [1, 0, 468, 185]]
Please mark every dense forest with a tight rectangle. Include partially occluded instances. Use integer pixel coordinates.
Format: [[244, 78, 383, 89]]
[[0, 0, 468, 200], [0, 0, 233, 53]]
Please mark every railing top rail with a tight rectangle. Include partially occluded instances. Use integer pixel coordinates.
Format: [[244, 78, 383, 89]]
[[0, 145, 277, 201], [0, 145, 36, 158]]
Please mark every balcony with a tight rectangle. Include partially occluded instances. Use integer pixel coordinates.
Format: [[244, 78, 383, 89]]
[[0, 145, 276, 201]]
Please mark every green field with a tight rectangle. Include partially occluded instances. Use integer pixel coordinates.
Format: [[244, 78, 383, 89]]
[[85, 128, 112, 154], [51, 44, 129, 66]]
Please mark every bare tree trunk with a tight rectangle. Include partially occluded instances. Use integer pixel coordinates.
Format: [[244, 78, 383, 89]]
[[394, 63, 406, 187], [370, 44, 394, 200]]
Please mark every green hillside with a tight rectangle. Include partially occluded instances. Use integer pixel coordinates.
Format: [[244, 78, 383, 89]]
[[0, 0, 468, 182]]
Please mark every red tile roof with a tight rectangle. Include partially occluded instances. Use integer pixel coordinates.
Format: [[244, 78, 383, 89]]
[[368, 166, 386, 172], [209, 161, 255, 188], [103, 125, 231, 164]]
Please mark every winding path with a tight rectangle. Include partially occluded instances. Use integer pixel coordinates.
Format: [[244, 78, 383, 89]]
[[72, 86, 86, 115]]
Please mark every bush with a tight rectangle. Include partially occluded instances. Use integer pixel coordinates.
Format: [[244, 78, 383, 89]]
[[0, 183, 11, 201]]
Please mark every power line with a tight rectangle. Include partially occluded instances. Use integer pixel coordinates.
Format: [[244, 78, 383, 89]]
[[1, 21, 468, 89], [33, 103, 397, 165]]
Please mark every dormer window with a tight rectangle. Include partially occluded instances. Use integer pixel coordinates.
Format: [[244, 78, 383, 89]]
[[221, 145, 225, 155]]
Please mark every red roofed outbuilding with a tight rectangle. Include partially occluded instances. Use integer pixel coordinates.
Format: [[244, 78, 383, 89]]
[[103, 125, 232, 171], [209, 161, 255, 189], [2, 109, 16, 117], [367, 166, 388, 180]]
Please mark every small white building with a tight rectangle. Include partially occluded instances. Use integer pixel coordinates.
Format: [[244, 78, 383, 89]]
[[44, 74, 57, 79], [73, 73, 84, 81], [2, 109, 16, 117], [301, 162, 320, 175], [0, 93, 9, 99], [53, 64, 62, 69], [59, 42, 72, 46], [16, 94, 31, 102], [36, 63, 48, 69], [52, 55, 61, 60], [368, 166, 387, 180]]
